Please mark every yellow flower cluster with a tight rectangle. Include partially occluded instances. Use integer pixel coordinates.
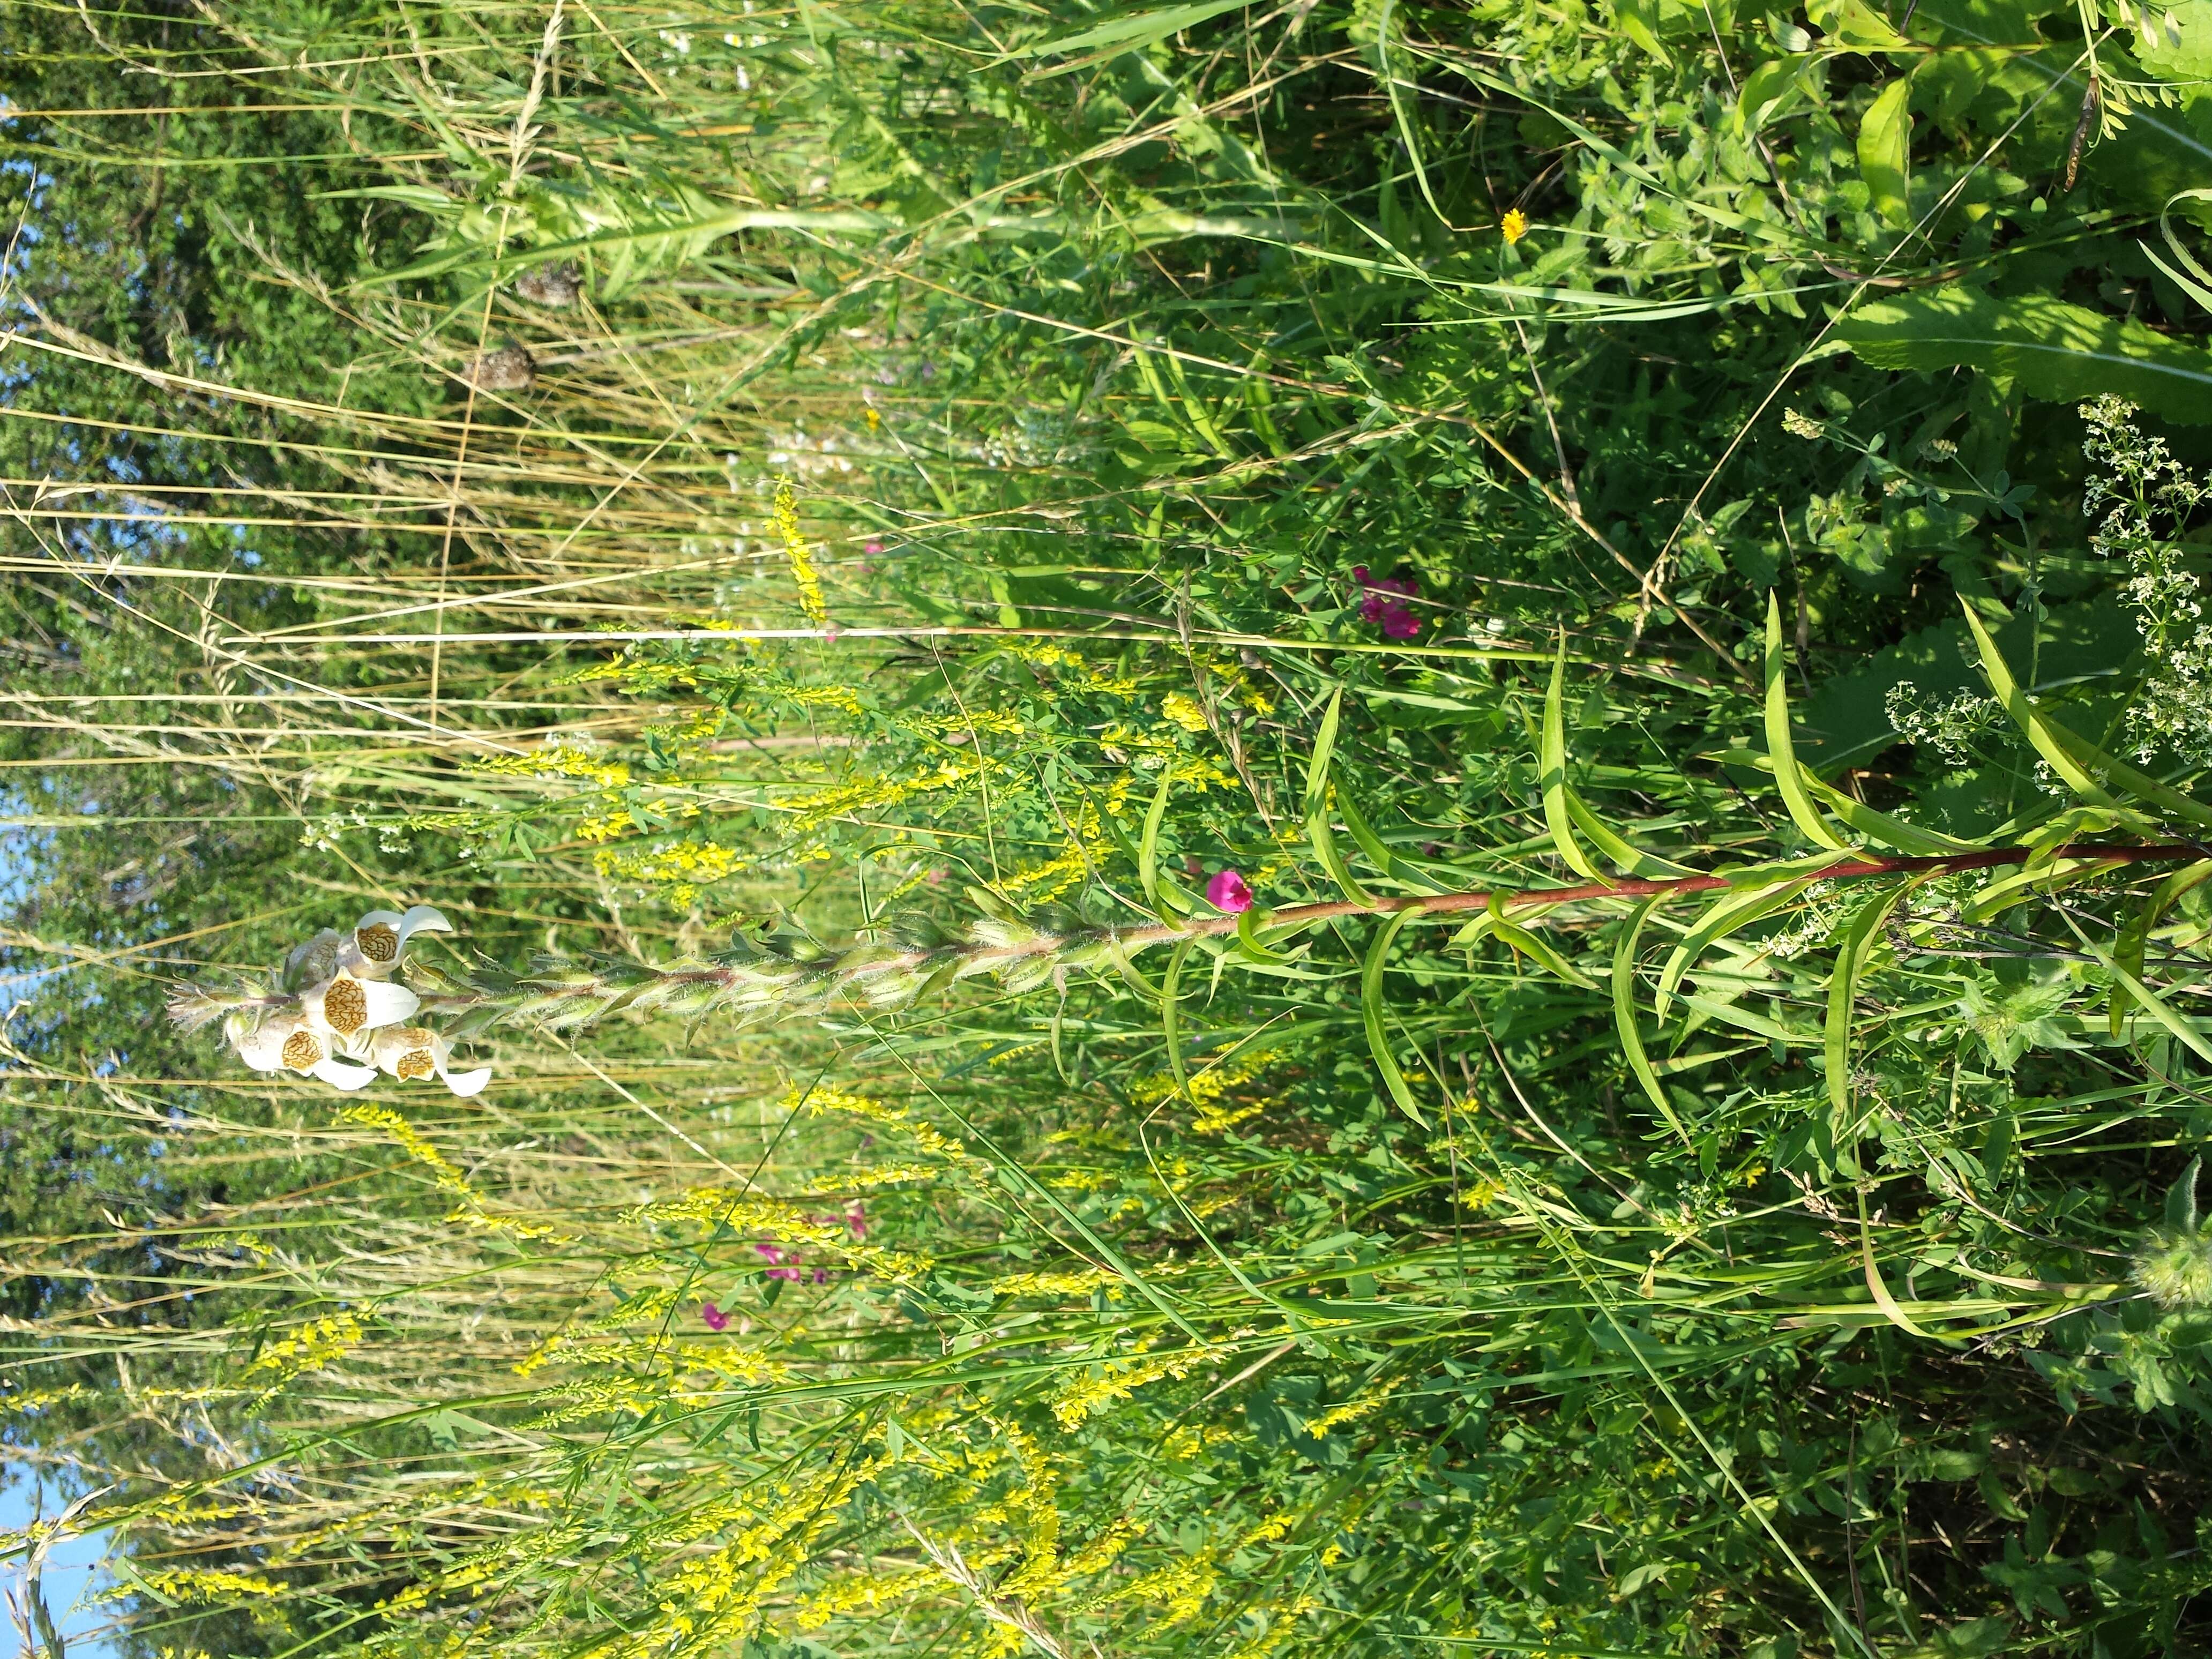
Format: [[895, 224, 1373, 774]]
[[796, 1084, 976, 1164], [788, 756, 980, 835], [1049, 1338, 1220, 1430], [473, 742, 631, 789], [241, 1313, 363, 1404], [342, 1104, 556, 1242], [134, 1568, 282, 1604], [771, 477, 828, 624], [1130, 1044, 1278, 1133], [1160, 691, 1209, 733], [1006, 640, 1139, 699], [592, 836, 751, 906]]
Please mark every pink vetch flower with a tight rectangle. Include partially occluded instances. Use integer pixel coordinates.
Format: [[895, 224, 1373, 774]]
[[1352, 565, 1423, 639], [864, 540, 885, 555], [701, 1301, 730, 1332], [1206, 869, 1254, 914], [756, 1241, 804, 1282]]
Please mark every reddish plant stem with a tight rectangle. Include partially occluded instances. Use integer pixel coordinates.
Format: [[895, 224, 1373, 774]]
[[393, 841, 2207, 1022], [1119, 841, 2210, 948]]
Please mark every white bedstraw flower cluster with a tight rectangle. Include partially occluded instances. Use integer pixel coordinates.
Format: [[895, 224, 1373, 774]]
[[221, 907, 490, 1096]]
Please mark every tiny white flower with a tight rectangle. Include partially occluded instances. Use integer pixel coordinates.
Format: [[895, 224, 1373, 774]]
[[301, 971, 420, 1045], [368, 1026, 492, 1097], [341, 905, 452, 980], [228, 1013, 376, 1090]]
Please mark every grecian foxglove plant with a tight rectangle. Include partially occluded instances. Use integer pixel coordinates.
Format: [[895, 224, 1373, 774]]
[[169, 906, 490, 1095]]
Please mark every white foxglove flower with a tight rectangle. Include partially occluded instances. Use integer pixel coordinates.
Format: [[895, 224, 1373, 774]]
[[341, 905, 452, 981], [367, 1025, 492, 1097], [300, 970, 420, 1046], [226, 1013, 377, 1090]]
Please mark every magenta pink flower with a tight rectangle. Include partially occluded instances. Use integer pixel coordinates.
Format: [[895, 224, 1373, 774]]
[[1352, 566, 1423, 638], [701, 1301, 730, 1332], [864, 540, 884, 555], [1206, 869, 1254, 913]]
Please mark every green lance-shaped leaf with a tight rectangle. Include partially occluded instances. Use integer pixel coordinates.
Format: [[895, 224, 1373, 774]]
[[1765, 592, 1852, 851], [1797, 766, 1970, 855], [1543, 643, 1688, 878], [1825, 876, 1922, 1139], [2112, 861, 2212, 1034], [1856, 77, 1914, 229], [1859, 1190, 1945, 1341], [1542, 642, 1608, 882], [1614, 899, 1692, 1147], [1486, 892, 1601, 990], [2142, 190, 2212, 316], [2069, 920, 2212, 1066], [2168, 1155, 2203, 1234], [1305, 689, 1372, 902], [1959, 602, 2114, 805], [1140, 770, 1175, 918], [1003, 0, 1251, 74], [1161, 938, 1195, 1102], [1654, 876, 1818, 1025], [1362, 909, 1428, 1127], [1961, 600, 2212, 827]]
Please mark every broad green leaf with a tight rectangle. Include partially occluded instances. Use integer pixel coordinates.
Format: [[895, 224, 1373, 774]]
[[1765, 592, 1851, 850], [1362, 910, 1428, 1127], [1614, 899, 1691, 1146], [1841, 288, 2212, 424], [1856, 78, 1914, 229]]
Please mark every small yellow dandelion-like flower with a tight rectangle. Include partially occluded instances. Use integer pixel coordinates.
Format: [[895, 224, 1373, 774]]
[[864, 406, 882, 432], [1500, 208, 1529, 245]]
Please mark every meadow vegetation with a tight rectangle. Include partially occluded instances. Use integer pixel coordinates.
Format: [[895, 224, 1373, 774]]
[[8, 0, 2212, 1654]]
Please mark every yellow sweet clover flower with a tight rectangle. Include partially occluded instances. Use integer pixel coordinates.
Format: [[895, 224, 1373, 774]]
[[772, 477, 828, 624], [1049, 1339, 1219, 1430], [1161, 691, 1210, 733], [473, 742, 631, 789], [241, 1312, 363, 1404], [1131, 1044, 1277, 1132], [135, 1568, 283, 1604]]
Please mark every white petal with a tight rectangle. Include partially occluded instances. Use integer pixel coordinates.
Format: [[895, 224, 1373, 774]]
[[357, 980, 421, 1029], [396, 905, 453, 944], [311, 1058, 378, 1091], [231, 1017, 290, 1072], [441, 1066, 492, 1098], [352, 909, 405, 932]]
